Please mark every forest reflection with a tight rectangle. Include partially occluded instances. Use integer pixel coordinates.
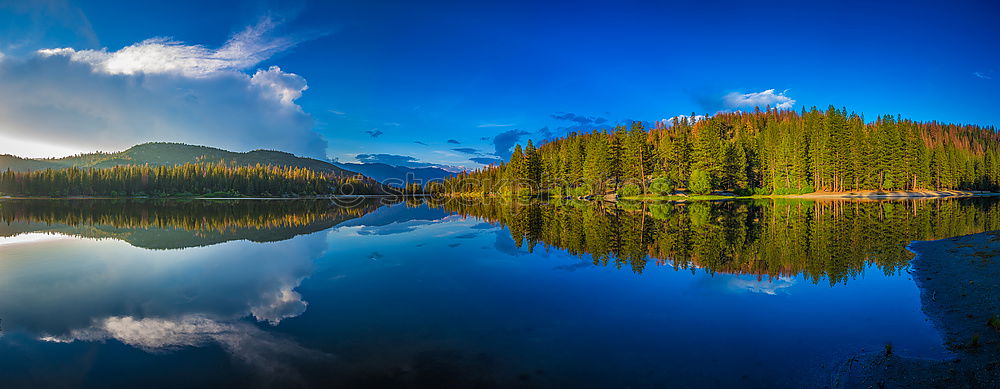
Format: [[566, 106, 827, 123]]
[[3, 197, 999, 284], [0, 198, 394, 249], [430, 197, 1000, 285]]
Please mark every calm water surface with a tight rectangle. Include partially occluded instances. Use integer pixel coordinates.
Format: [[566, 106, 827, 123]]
[[0, 197, 998, 388]]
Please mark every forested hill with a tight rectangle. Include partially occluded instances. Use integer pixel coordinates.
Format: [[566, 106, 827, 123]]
[[441, 107, 1000, 196], [0, 154, 54, 172], [0, 142, 357, 176], [0, 143, 402, 197]]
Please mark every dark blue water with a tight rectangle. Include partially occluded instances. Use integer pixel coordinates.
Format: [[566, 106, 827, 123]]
[[0, 198, 990, 388]]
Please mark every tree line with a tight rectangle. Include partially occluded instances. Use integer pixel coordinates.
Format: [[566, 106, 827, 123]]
[[441, 107, 1000, 196], [0, 162, 392, 197]]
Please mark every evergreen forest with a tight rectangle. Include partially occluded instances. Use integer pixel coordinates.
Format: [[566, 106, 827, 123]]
[[440, 107, 1000, 197], [0, 162, 390, 197]]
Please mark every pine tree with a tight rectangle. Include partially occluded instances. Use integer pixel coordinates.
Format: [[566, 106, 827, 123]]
[[583, 135, 612, 194], [524, 140, 542, 193], [507, 145, 526, 194]]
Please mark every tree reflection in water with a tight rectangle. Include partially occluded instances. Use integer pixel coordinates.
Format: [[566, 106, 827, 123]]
[[431, 197, 1000, 285], [0, 198, 393, 249]]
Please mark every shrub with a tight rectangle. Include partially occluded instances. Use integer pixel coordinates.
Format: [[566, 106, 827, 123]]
[[688, 170, 712, 195], [571, 186, 592, 197], [751, 186, 772, 196], [649, 204, 674, 221], [649, 177, 675, 196], [617, 184, 642, 198], [772, 186, 816, 195], [688, 202, 712, 226], [988, 315, 1000, 331]]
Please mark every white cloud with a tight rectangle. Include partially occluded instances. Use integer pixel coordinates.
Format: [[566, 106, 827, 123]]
[[251, 287, 308, 325], [0, 233, 72, 246], [37, 17, 294, 78], [729, 276, 796, 295], [0, 18, 328, 158], [250, 65, 308, 106], [974, 71, 993, 80], [42, 315, 230, 350], [477, 123, 514, 128], [724, 89, 796, 110], [42, 314, 330, 377], [36, 47, 75, 56], [661, 114, 707, 126]]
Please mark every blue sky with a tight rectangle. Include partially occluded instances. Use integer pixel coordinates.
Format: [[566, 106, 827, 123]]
[[0, 0, 997, 168]]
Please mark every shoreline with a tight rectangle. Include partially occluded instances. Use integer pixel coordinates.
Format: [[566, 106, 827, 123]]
[[3, 190, 998, 201], [619, 190, 1000, 202], [840, 230, 1000, 388], [787, 190, 1000, 199]]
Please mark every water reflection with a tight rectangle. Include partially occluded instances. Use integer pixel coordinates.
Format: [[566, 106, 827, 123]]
[[432, 197, 1000, 284], [0, 199, 393, 384], [0, 197, 996, 388], [0, 230, 328, 362], [0, 198, 388, 249]]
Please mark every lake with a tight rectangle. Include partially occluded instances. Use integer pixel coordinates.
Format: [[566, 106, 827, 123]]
[[0, 197, 997, 388]]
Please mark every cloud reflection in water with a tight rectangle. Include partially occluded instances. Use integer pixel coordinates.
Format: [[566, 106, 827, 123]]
[[0, 229, 330, 376]]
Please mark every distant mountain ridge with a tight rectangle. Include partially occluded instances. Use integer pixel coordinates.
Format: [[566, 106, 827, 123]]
[[0, 154, 53, 172], [333, 162, 457, 184], [0, 142, 462, 186], [0, 142, 357, 176]]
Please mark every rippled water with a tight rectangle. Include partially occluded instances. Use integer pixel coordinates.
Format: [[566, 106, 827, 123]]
[[0, 197, 997, 388]]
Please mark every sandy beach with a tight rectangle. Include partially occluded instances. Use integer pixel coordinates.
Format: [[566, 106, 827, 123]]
[[839, 230, 1000, 388]]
